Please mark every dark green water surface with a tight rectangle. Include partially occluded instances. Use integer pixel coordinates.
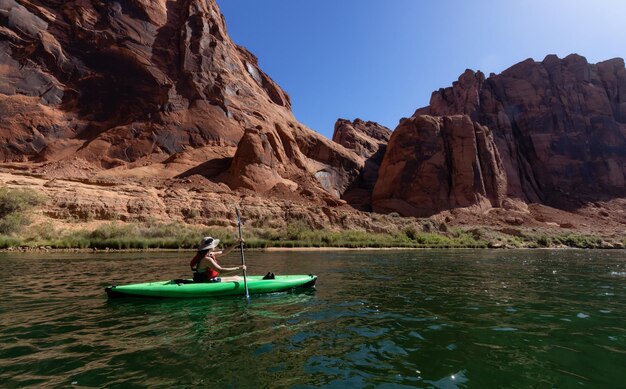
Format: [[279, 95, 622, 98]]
[[1, 250, 625, 388]]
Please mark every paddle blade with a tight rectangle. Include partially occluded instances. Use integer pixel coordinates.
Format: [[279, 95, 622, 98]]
[[235, 207, 241, 226]]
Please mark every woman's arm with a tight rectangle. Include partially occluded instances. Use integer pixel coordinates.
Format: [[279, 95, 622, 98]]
[[205, 255, 245, 275], [221, 238, 245, 256]]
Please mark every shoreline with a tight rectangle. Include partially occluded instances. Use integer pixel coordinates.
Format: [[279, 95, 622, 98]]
[[1, 246, 623, 254], [0, 246, 474, 254]]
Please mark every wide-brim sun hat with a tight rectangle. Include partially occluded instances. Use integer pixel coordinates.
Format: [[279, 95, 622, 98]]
[[198, 236, 220, 251]]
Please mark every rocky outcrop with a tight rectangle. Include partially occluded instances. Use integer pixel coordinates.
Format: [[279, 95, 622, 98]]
[[332, 119, 391, 210], [423, 54, 626, 205], [225, 122, 363, 200], [225, 126, 296, 193], [372, 115, 506, 216], [332, 119, 391, 159]]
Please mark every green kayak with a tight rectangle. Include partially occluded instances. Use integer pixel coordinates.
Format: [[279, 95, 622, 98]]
[[105, 274, 317, 298]]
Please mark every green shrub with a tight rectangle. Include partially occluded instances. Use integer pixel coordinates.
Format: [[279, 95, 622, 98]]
[[0, 235, 21, 249], [0, 213, 26, 235], [403, 225, 418, 240], [0, 187, 45, 234], [0, 187, 44, 217], [558, 234, 599, 249], [537, 235, 552, 247], [284, 220, 310, 241]]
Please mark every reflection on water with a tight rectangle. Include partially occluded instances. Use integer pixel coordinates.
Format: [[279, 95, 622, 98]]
[[1, 250, 625, 387]]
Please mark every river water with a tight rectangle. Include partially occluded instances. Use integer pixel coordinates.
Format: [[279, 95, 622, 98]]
[[1, 250, 625, 388]]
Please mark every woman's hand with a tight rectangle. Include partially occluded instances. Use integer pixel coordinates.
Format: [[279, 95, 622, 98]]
[[240, 265, 246, 271]]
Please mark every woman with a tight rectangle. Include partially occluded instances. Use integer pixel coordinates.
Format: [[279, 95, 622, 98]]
[[190, 236, 246, 283]]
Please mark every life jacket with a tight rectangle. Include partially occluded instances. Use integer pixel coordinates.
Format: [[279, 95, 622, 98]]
[[190, 252, 219, 279]]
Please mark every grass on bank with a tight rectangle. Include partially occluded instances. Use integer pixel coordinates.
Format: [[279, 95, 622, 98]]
[[0, 220, 490, 250], [2, 218, 620, 251]]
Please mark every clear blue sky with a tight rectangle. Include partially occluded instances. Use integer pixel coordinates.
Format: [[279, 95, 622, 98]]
[[216, 0, 626, 138]]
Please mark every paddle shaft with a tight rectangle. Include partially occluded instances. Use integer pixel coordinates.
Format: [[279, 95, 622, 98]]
[[236, 208, 250, 299]]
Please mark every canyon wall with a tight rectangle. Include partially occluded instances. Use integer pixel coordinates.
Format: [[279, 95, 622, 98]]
[[2, 1, 625, 223], [369, 55, 626, 216], [0, 0, 362, 203], [423, 55, 626, 206]]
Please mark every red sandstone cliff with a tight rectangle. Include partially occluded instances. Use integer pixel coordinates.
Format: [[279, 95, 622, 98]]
[[0, 0, 362, 203], [422, 54, 626, 206], [372, 115, 507, 217], [0, 0, 292, 163], [1, 0, 625, 230], [371, 55, 626, 217]]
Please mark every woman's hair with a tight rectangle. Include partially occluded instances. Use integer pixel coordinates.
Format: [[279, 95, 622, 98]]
[[190, 249, 210, 271]]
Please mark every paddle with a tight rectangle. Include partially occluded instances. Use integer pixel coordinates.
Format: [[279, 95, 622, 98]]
[[235, 207, 250, 300]]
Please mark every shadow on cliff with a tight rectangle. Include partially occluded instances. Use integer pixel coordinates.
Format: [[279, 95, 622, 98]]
[[341, 146, 387, 212], [175, 157, 233, 180]]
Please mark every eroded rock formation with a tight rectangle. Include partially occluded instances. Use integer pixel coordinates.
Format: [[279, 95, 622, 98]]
[[372, 115, 506, 216], [224, 122, 363, 198], [332, 119, 391, 210]]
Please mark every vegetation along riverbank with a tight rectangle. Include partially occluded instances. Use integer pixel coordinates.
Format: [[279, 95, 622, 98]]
[[1, 187, 624, 252]]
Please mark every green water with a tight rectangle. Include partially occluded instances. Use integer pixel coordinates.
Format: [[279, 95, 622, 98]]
[[0, 250, 625, 388]]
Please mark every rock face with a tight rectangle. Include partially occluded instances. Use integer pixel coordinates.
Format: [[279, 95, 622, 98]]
[[0, 0, 295, 164], [332, 119, 391, 210], [224, 123, 362, 198], [0, 0, 364, 201], [372, 115, 507, 216], [423, 54, 626, 206]]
